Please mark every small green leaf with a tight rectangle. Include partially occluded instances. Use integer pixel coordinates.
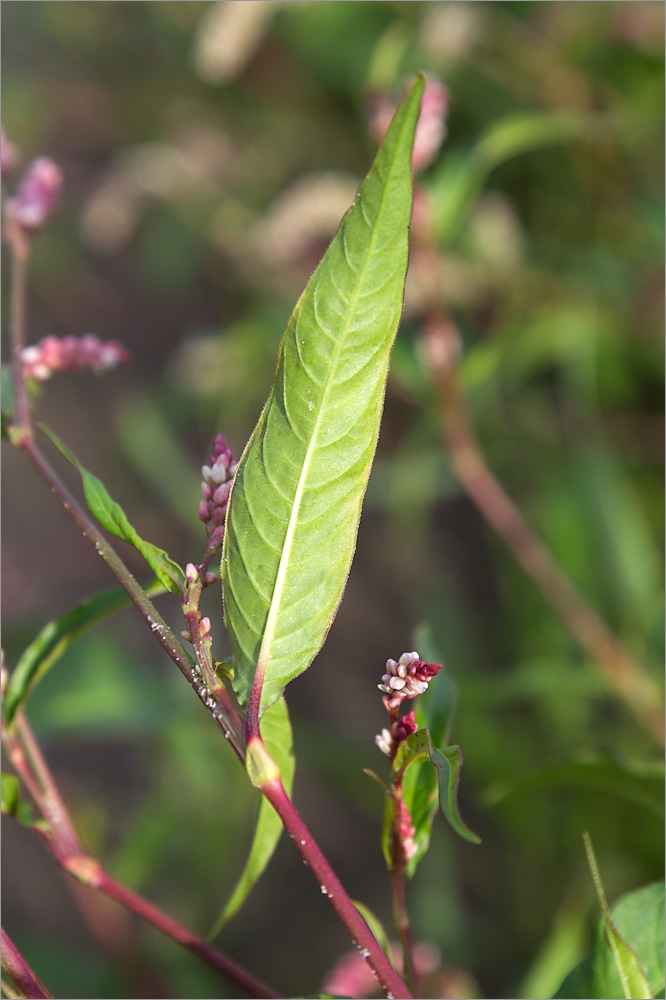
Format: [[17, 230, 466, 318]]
[[583, 832, 654, 1000], [430, 745, 481, 845], [1, 774, 20, 816], [40, 425, 185, 593], [1, 774, 36, 827], [3, 581, 164, 725], [400, 659, 461, 876], [208, 697, 294, 937], [382, 729, 479, 872], [222, 75, 424, 715], [554, 882, 664, 1000], [393, 729, 430, 776]]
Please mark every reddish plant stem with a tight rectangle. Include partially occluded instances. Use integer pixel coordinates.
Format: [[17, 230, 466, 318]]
[[63, 857, 279, 1000], [388, 769, 419, 997], [1, 927, 53, 1000], [421, 314, 664, 744], [253, 752, 412, 1000], [2, 713, 280, 1000], [9, 429, 244, 759]]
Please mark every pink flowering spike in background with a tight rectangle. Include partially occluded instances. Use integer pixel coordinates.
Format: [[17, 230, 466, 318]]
[[367, 74, 449, 174], [21, 334, 130, 382], [6, 156, 62, 231], [199, 434, 237, 553]]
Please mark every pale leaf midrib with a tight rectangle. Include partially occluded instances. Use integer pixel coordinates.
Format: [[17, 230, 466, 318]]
[[253, 148, 407, 688]]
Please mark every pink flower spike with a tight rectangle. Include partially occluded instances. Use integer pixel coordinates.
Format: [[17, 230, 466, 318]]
[[199, 435, 237, 551], [21, 334, 130, 382], [367, 74, 450, 174], [378, 651, 442, 709], [7, 156, 62, 231]]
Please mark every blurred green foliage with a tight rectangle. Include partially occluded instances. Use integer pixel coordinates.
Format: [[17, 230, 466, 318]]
[[2, 3, 663, 999]]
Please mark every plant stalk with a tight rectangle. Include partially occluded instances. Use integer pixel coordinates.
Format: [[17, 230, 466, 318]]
[[1, 928, 53, 1000], [2, 711, 280, 1000], [253, 752, 412, 1000]]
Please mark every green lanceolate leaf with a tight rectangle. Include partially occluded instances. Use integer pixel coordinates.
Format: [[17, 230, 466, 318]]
[[40, 425, 185, 594], [222, 76, 424, 715], [208, 696, 294, 937], [431, 744, 481, 845], [581, 832, 654, 1000], [554, 881, 664, 1000], [3, 581, 166, 725]]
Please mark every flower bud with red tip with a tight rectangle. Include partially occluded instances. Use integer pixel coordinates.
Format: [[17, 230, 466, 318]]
[[378, 651, 442, 710]]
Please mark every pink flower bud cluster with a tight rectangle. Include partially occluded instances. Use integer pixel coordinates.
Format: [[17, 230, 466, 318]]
[[378, 651, 442, 710], [367, 74, 450, 174], [185, 562, 217, 589], [21, 334, 130, 382], [199, 434, 237, 548], [375, 709, 417, 758], [5, 156, 62, 231]]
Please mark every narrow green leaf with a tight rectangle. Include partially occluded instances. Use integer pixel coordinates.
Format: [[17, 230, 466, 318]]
[[554, 882, 664, 1000], [431, 745, 481, 845], [583, 832, 653, 1000], [1, 774, 36, 827], [208, 697, 294, 937], [222, 75, 424, 715], [401, 659, 460, 876], [3, 581, 166, 725], [40, 425, 185, 594]]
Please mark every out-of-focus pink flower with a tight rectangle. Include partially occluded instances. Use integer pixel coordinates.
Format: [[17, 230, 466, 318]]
[[1, 127, 18, 178], [6, 157, 62, 231], [367, 74, 450, 174], [375, 709, 418, 758], [323, 939, 440, 999], [378, 651, 442, 710], [199, 434, 237, 549], [21, 334, 130, 382]]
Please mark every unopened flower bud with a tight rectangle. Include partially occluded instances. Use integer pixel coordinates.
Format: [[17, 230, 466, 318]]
[[378, 651, 442, 710], [185, 563, 200, 586], [199, 434, 237, 551], [7, 156, 62, 231]]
